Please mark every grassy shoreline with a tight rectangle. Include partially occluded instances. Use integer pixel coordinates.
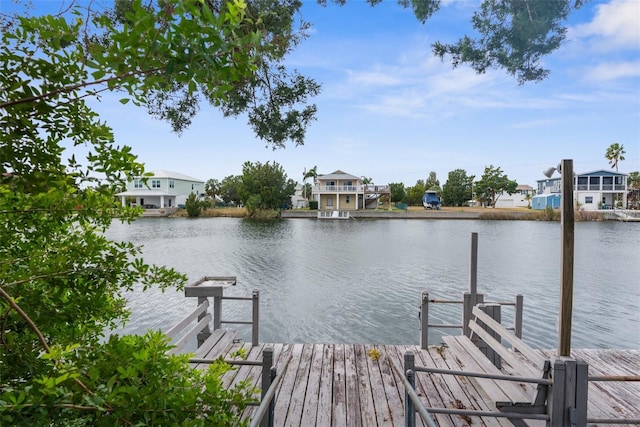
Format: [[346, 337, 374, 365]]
[[169, 206, 605, 221]]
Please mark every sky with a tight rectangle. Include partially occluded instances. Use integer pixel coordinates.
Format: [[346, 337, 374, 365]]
[[8, 0, 640, 187]]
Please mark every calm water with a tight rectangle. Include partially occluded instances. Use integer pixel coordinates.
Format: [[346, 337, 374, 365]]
[[106, 218, 640, 350]]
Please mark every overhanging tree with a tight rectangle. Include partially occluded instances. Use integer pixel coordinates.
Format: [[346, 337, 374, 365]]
[[0, 0, 315, 424]]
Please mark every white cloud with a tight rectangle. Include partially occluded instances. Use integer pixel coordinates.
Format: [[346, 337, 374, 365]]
[[582, 60, 640, 81], [571, 0, 640, 49]]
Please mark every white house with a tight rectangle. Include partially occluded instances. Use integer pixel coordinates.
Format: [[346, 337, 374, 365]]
[[535, 169, 628, 210], [494, 184, 536, 208], [116, 170, 204, 209]]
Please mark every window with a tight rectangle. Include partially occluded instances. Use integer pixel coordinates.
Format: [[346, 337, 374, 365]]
[[345, 195, 350, 204], [589, 176, 600, 190], [152, 180, 161, 188], [326, 197, 333, 207], [169, 180, 175, 188], [585, 197, 593, 204], [577, 177, 587, 191], [134, 179, 143, 189]]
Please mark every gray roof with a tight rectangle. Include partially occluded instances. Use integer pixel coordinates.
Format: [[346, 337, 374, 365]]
[[318, 170, 360, 181], [143, 170, 204, 182]]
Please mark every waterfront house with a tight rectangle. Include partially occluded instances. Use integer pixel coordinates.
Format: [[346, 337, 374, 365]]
[[116, 170, 205, 209], [534, 169, 628, 210], [312, 170, 390, 210], [494, 184, 536, 208]]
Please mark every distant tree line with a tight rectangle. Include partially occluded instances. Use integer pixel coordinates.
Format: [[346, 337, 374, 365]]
[[388, 166, 517, 208]]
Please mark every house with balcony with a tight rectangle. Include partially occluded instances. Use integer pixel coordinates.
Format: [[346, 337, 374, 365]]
[[116, 170, 204, 209], [534, 170, 628, 210], [312, 170, 390, 211]]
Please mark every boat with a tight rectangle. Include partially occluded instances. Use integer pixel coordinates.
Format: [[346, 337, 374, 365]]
[[422, 191, 442, 210]]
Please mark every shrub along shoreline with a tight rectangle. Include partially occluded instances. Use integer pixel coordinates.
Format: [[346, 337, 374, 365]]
[[170, 206, 605, 221]]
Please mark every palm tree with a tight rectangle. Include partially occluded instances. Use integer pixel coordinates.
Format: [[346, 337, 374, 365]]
[[302, 166, 317, 201], [605, 143, 626, 172]]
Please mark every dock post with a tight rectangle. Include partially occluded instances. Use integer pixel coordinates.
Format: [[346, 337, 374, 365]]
[[559, 159, 575, 357], [260, 347, 273, 427], [549, 358, 567, 426], [574, 360, 589, 427], [252, 290, 260, 346], [515, 294, 523, 339], [197, 296, 211, 348], [213, 292, 222, 330], [404, 351, 415, 427], [469, 232, 478, 306], [420, 291, 428, 349]]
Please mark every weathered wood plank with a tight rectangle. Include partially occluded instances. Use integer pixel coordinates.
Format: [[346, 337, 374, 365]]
[[423, 344, 500, 427], [196, 329, 238, 360], [472, 306, 545, 368], [363, 345, 393, 426], [396, 345, 456, 427], [284, 344, 314, 426], [433, 343, 514, 427], [331, 344, 348, 427], [300, 344, 323, 425], [272, 343, 303, 427], [378, 346, 405, 426], [316, 344, 335, 426], [344, 344, 363, 427], [354, 344, 377, 426]]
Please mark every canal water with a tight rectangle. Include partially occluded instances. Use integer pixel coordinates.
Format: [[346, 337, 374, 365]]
[[106, 218, 640, 350]]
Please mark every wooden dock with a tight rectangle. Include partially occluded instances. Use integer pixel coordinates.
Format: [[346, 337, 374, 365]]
[[195, 340, 640, 427]]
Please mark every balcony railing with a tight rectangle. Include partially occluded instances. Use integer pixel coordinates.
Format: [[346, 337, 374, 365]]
[[314, 185, 390, 193]]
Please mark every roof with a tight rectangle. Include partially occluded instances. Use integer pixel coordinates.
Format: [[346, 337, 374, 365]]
[[142, 170, 204, 183], [576, 170, 627, 177], [317, 170, 361, 181], [516, 184, 534, 191], [538, 169, 628, 182]]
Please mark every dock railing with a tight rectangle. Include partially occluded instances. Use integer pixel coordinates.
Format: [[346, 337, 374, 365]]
[[181, 276, 260, 347], [395, 351, 552, 427], [420, 290, 523, 349]]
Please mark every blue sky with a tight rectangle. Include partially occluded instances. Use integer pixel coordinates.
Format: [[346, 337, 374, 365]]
[[11, 0, 640, 186]]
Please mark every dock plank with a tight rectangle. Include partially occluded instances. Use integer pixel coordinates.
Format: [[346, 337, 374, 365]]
[[177, 333, 640, 427], [331, 344, 348, 427]]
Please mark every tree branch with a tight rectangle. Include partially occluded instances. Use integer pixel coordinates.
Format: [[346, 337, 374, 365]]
[[0, 68, 161, 110]]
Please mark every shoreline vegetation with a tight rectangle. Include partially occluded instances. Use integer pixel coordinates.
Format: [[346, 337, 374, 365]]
[[168, 206, 606, 221]]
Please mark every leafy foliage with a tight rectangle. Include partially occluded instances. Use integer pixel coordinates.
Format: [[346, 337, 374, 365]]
[[1, 332, 255, 426], [474, 165, 518, 207], [219, 175, 244, 206], [442, 169, 474, 207], [389, 182, 406, 204], [424, 171, 441, 192], [239, 161, 296, 215], [0, 1, 295, 424], [432, 0, 584, 84], [405, 179, 426, 206], [185, 192, 202, 217]]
